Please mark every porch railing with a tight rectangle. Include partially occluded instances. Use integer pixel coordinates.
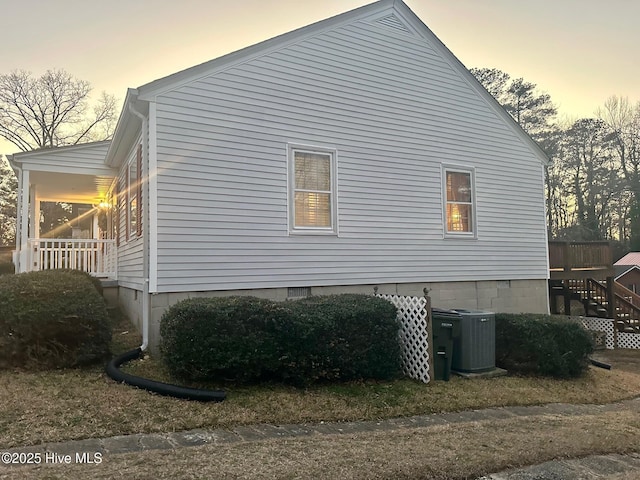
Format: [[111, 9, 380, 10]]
[[27, 239, 117, 279], [548, 241, 614, 279]]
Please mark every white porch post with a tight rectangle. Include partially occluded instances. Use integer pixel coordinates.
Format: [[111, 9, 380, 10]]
[[92, 212, 99, 239], [14, 168, 22, 269], [29, 185, 38, 239], [34, 198, 41, 240], [19, 169, 30, 272]]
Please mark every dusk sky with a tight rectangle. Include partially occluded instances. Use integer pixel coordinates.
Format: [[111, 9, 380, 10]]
[[1, 0, 639, 155]]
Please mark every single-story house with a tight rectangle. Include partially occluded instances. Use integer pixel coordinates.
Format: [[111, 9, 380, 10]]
[[6, 0, 550, 350]]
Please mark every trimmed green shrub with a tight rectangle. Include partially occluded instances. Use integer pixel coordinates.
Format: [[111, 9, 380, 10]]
[[0, 250, 14, 276], [283, 294, 401, 384], [58, 269, 104, 295], [0, 262, 14, 276], [160, 294, 401, 385], [0, 270, 112, 370], [495, 313, 594, 378], [160, 296, 293, 382]]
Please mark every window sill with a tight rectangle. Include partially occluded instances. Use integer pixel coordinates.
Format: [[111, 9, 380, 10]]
[[444, 232, 477, 240], [289, 229, 338, 236]]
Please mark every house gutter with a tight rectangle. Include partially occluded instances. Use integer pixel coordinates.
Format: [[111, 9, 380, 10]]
[[128, 101, 150, 352]]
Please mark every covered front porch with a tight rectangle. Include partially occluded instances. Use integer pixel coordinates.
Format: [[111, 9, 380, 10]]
[[7, 141, 118, 279]]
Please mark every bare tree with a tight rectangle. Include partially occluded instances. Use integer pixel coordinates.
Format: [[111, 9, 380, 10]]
[[598, 96, 640, 249], [0, 69, 117, 152], [0, 69, 118, 245], [562, 118, 619, 240]]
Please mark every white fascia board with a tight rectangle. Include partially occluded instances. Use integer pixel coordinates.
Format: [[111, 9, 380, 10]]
[[105, 89, 141, 167], [16, 163, 116, 177], [9, 140, 111, 166], [137, 0, 394, 101]]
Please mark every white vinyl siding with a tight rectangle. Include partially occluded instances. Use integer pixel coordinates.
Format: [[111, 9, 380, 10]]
[[288, 145, 337, 233], [151, 15, 548, 292], [15, 141, 112, 176]]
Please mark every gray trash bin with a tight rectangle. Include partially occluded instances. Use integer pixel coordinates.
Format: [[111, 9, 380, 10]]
[[431, 308, 462, 381], [451, 309, 495, 373]]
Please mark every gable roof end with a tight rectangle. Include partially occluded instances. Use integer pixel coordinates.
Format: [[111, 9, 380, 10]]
[[388, 1, 549, 165], [114, 0, 548, 167], [136, 0, 397, 100]]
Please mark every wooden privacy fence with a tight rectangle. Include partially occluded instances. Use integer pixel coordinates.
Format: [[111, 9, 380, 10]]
[[376, 293, 432, 384]]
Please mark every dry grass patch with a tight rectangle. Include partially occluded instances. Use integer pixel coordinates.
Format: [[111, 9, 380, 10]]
[[7, 410, 640, 479], [2, 314, 640, 450], [2, 361, 640, 450]]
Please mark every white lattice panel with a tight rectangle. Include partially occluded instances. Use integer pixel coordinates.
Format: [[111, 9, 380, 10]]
[[579, 317, 615, 350], [377, 294, 430, 383], [617, 332, 640, 349]]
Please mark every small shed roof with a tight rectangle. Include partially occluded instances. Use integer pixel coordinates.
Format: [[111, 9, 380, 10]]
[[614, 252, 640, 267]]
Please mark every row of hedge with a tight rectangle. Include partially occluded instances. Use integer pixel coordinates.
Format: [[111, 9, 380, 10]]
[[160, 294, 402, 385], [0, 267, 595, 382], [162, 296, 596, 384], [495, 313, 594, 378], [0, 270, 112, 370]]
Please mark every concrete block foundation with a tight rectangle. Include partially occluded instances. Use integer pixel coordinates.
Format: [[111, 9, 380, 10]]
[[117, 279, 550, 352]]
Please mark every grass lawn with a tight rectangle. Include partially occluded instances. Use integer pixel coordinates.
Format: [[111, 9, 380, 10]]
[[2, 314, 640, 451], [2, 313, 640, 479], [6, 409, 640, 480]]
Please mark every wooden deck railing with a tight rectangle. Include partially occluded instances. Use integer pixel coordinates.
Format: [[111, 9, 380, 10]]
[[614, 282, 640, 307], [576, 278, 640, 333], [549, 241, 614, 279], [28, 239, 117, 278]]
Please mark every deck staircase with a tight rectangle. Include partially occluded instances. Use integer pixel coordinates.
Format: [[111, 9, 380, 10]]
[[549, 278, 640, 334]]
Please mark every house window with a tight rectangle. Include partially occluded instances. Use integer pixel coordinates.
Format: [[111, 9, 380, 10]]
[[443, 167, 475, 236], [129, 160, 138, 237], [289, 145, 337, 233], [128, 144, 142, 238]]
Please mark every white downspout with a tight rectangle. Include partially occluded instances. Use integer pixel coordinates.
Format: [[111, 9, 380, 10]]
[[128, 102, 150, 352]]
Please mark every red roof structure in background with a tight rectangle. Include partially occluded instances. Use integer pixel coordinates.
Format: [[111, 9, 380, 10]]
[[615, 252, 640, 266]]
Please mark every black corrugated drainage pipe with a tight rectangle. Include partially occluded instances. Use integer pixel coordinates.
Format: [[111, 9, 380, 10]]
[[106, 348, 226, 402], [589, 357, 612, 370]]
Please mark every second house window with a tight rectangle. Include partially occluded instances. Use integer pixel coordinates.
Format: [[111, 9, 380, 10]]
[[289, 145, 337, 233], [444, 167, 475, 236]]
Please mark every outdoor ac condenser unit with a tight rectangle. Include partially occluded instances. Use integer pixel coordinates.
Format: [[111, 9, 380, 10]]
[[451, 309, 495, 373]]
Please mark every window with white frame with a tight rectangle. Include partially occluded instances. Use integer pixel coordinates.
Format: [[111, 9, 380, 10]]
[[443, 167, 475, 236], [128, 144, 142, 238], [289, 146, 337, 233]]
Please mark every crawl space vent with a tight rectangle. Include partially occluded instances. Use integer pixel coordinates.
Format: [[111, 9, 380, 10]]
[[287, 287, 311, 298]]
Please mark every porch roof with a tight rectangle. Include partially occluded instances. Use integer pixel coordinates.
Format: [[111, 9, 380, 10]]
[[7, 140, 116, 204]]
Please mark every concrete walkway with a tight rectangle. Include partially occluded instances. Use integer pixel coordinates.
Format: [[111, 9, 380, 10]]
[[4, 397, 640, 479]]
